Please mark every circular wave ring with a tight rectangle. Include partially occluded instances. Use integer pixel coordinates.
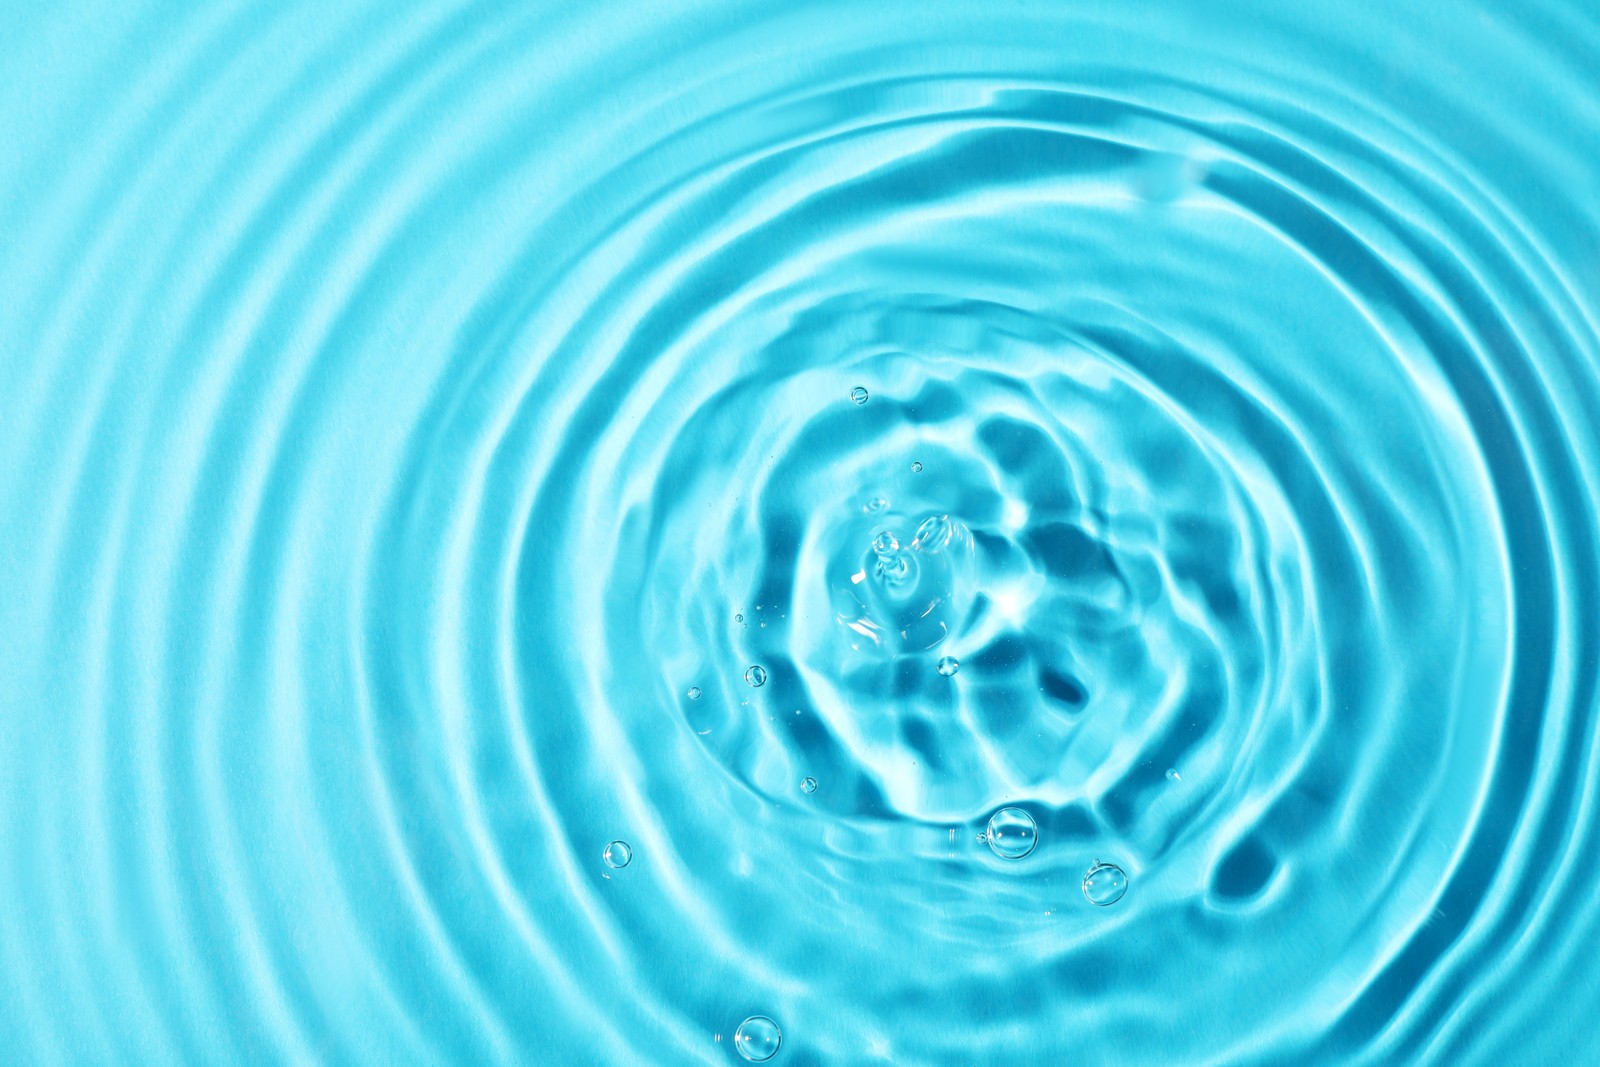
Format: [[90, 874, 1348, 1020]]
[[2, 7, 1597, 1066]]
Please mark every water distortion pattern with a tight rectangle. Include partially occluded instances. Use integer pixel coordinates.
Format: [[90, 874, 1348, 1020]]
[[1, 1, 1598, 1064]]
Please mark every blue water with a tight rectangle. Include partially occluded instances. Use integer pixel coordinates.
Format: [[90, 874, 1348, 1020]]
[[2, 1, 1599, 1064]]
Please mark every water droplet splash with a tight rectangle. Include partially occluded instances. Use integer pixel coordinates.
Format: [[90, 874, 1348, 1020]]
[[985, 807, 1037, 859], [830, 510, 974, 658], [800, 776, 818, 794], [869, 526, 913, 585], [912, 514, 954, 554], [936, 656, 959, 677], [850, 385, 869, 405], [1083, 861, 1129, 906], [734, 1015, 782, 1061], [744, 665, 767, 688], [603, 841, 632, 869]]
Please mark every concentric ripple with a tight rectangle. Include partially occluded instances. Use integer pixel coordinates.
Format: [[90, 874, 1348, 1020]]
[[1, 2, 1598, 1064]]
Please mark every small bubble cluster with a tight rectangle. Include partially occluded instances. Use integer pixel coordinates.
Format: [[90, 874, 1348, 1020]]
[[985, 807, 1037, 859], [734, 1015, 782, 1062], [602, 840, 632, 869]]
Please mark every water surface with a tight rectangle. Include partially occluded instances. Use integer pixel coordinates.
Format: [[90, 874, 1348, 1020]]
[[1, 1, 1598, 1063]]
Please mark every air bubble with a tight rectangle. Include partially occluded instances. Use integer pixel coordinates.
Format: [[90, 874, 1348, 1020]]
[[850, 386, 869, 405], [871, 530, 899, 556], [734, 1015, 782, 1061], [1165, 768, 1180, 783], [1082, 861, 1128, 905], [985, 807, 1037, 859], [937, 656, 959, 677], [603, 841, 632, 869], [911, 461, 923, 473], [687, 687, 702, 700], [744, 665, 768, 688], [735, 613, 744, 625], [800, 777, 818, 794]]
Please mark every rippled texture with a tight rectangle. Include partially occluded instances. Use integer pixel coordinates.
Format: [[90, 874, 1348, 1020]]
[[2, 1, 1599, 1064]]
